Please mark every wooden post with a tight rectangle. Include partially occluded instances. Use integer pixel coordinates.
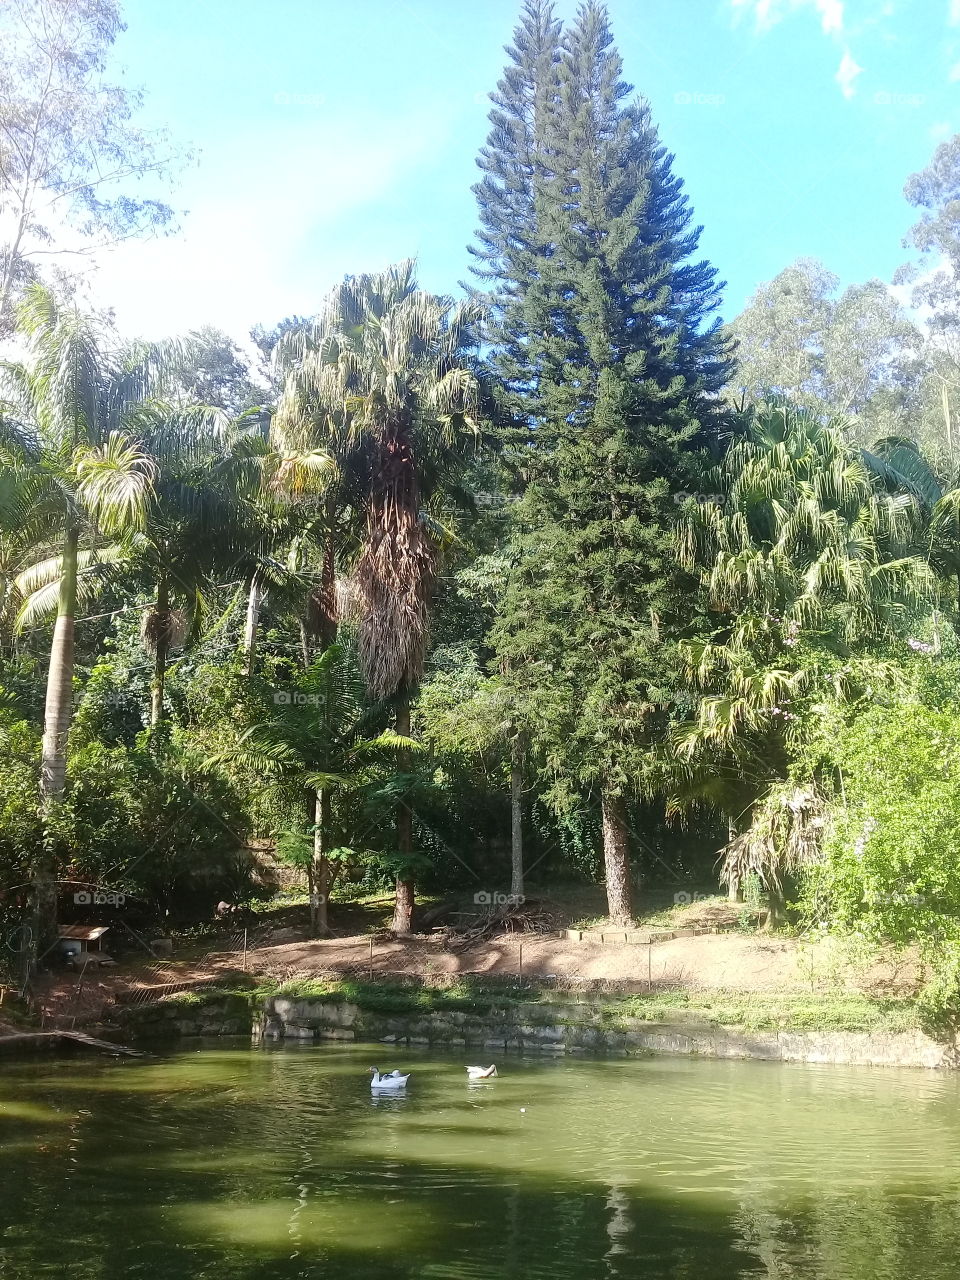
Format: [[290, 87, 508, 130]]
[[518, 941, 523, 989], [242, 928, 248, 972], [369, 935, 374, 981]]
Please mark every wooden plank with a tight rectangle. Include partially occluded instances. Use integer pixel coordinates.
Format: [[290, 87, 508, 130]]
[[0, 1031, 143, 1057]]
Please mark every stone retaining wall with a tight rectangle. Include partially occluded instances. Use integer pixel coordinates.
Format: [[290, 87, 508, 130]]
[[256, 996, 951, 1068], [116, 992, 954, 1069]]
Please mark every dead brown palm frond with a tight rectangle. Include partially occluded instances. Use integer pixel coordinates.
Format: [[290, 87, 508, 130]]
[[277, 260, 481, 700], [335, 575, 361, 622], [355, 500, 436, 698], [720, 781, 826, 895], [140, 606, 186, 655]]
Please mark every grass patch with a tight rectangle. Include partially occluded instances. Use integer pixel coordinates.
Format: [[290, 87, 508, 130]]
[[147, 973, 921, 1036], [270, 975, 529, 1017], [611, 989, 919, 1033]]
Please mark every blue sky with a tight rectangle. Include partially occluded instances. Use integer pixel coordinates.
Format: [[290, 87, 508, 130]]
[[91, 0, 959, 342]]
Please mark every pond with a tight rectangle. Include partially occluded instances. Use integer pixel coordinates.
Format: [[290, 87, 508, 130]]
[[1, 1042, 960, 1278]]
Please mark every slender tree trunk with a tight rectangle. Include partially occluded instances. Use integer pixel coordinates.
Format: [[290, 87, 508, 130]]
[[34, 526, 79, 964], [727, 817, 742, 902], [310, 788, 331, 935], [304, 525, 338, 655], [150, 579, 170, 729], [0, 214, 27, 329], [0, 575, 10, 656], [391, 689, 416, 935], [943, 381, 954, 474], [601, 790, 633, 927], [318, 525, 337, 647], [510, 739, 524, 899], [242, 574, 263, 677]]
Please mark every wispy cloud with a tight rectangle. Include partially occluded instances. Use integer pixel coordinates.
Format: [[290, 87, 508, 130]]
[[950, 0, 960, 24], [950, 59, 960, 80], [730, 0, 870, 97], [835, 49, 864, 97], [730, 0, 844, 34]]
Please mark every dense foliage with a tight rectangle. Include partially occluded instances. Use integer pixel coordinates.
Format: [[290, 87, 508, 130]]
[[3, 0, 960, 1015]]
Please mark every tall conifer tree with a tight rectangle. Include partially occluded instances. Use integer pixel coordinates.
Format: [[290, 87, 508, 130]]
[[478, 2, 734, 923], [469, 0, 563, 436]]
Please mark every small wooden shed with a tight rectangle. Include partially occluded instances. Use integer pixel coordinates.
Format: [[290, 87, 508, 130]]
[[58, 925, 115, 968]]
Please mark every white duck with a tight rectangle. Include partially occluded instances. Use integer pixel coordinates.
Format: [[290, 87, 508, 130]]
[[466, 1065, 498, 1079], [369, 1066, 410, 1090]]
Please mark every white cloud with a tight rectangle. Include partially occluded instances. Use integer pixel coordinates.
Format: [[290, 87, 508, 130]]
[[950, 0, 960, 24], [950, 59, 960, 80], [77, 110, 450, 343], [835, 49, 864, 97], [730, 0, 844, 34]]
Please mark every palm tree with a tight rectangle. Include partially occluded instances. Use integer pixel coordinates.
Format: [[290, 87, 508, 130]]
[[0, 286, 158, 953], [276, 262, 482, 932], [209, 643, 413, 934], [271, 342, 351, 659], [863, 433, 960, 614], [114, 405, 274, 728], [674, 402, 934, 921]]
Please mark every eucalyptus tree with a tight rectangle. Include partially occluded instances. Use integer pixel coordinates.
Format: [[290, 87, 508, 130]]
[[897, 133, 960, 363], [727, 259, 923, 444], [0, 285, 158, 951], [277, 261, 482, 932], [0, 0, 178, 327]]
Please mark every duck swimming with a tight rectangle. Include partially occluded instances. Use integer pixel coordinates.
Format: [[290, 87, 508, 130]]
[[369, 1067, 410, 1090]]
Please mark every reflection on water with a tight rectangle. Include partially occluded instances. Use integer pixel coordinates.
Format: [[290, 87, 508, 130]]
[[1, 1043, 959, 1277]]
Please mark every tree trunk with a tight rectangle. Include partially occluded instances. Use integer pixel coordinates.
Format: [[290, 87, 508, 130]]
[[0, 575, 9, 654], [310, 788, 331, 935], [304, 526, 338, 655], [391, 690, 416, 935], [601, 790, 633, 926], [727, 817, 742, 902], [242, 575, 263, 677], [764, 883, 786, 932], [150, 579, 170, 729], [0, 213, 27, 329], [393, 875, 415, 936], [510, 740, 524, 899], [35, 526, 79, 964], [317, 526, 338, 647]]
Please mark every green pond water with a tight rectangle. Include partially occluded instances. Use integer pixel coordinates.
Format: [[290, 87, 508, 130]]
[[2, 1042, 960, 1278]]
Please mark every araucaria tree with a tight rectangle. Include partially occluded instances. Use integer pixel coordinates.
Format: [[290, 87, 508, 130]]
[[479, 1, 733, 924]]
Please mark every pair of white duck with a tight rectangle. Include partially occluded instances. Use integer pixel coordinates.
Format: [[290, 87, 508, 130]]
[[369, 1064, 498, 1090]]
